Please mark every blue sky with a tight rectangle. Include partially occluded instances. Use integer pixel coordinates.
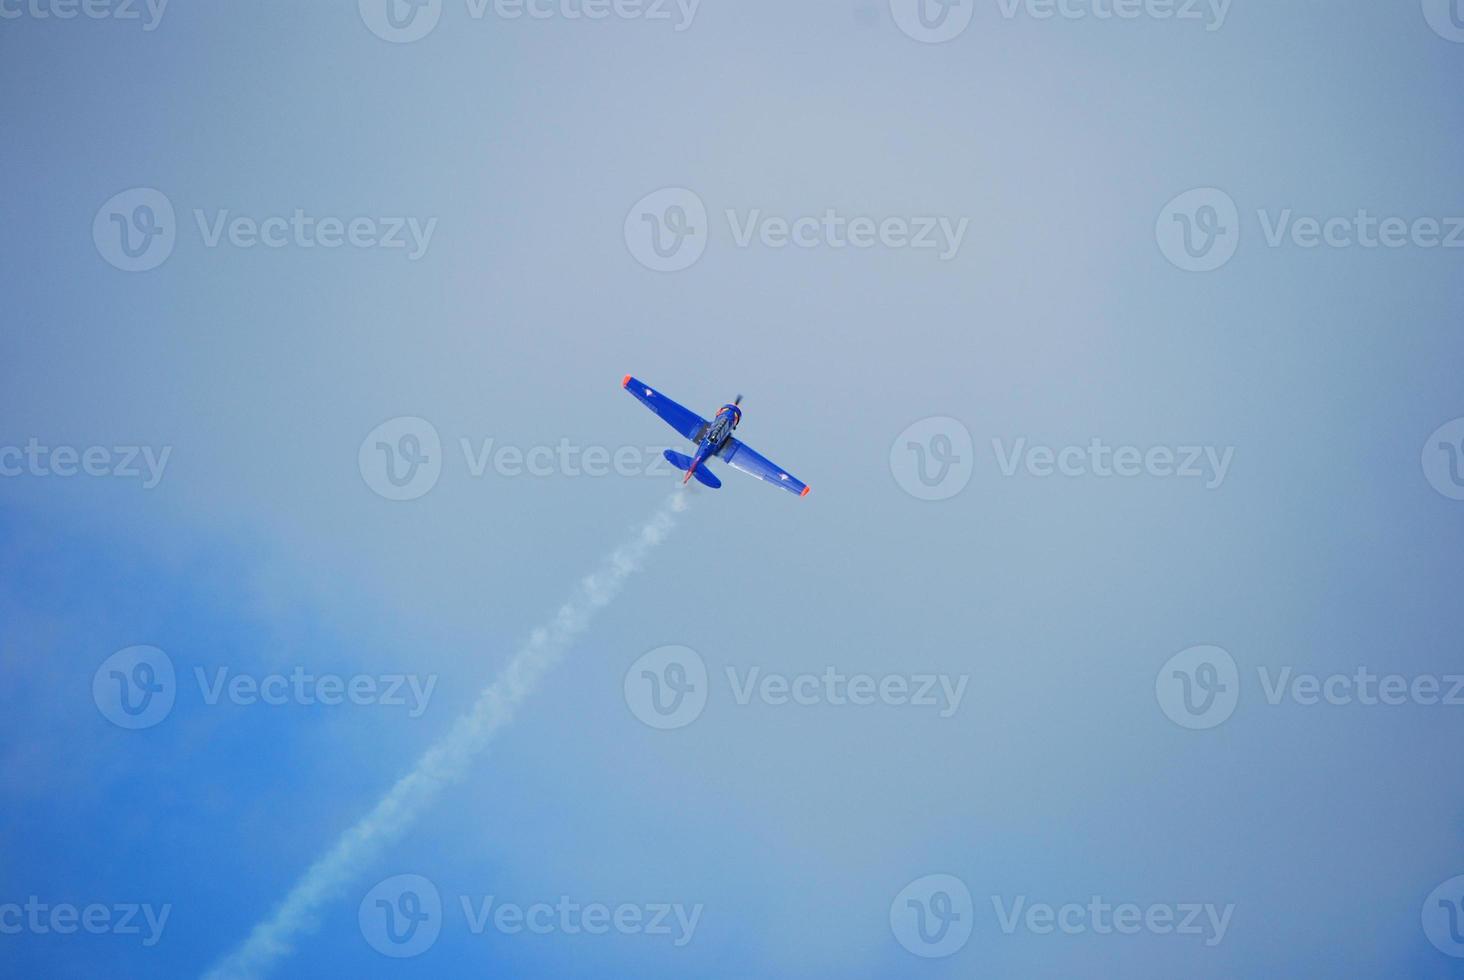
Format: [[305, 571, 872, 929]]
[[3, 1, 1464, 976]]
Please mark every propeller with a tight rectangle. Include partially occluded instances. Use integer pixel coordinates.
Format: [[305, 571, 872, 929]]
[[733, 394, 743, 407]]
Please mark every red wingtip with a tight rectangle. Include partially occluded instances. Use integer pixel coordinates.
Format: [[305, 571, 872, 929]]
[[800, 486, 811, 497], [622, 374, 631, 388]]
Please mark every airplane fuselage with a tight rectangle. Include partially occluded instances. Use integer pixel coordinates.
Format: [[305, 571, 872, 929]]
[[683, 403, 741, 484]]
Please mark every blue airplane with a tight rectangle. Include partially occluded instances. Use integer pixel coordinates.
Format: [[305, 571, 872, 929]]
[[622, 376, 810, 497]]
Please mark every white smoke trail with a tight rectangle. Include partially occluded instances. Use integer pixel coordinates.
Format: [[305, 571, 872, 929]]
[[203, 491, 689, 980]]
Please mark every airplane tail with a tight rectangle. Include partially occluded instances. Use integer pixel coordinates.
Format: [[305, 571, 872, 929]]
[[663, 450, 722, 489]]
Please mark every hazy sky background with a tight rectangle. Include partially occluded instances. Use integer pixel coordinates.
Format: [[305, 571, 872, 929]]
[[3, 1, 1464, 976]]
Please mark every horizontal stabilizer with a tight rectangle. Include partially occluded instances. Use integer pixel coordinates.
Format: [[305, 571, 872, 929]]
[[662, 450, 721, 489]]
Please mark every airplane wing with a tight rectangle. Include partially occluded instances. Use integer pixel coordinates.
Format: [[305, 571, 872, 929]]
[[719, 437, 810, 497], [622, 376, 707, 442]]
